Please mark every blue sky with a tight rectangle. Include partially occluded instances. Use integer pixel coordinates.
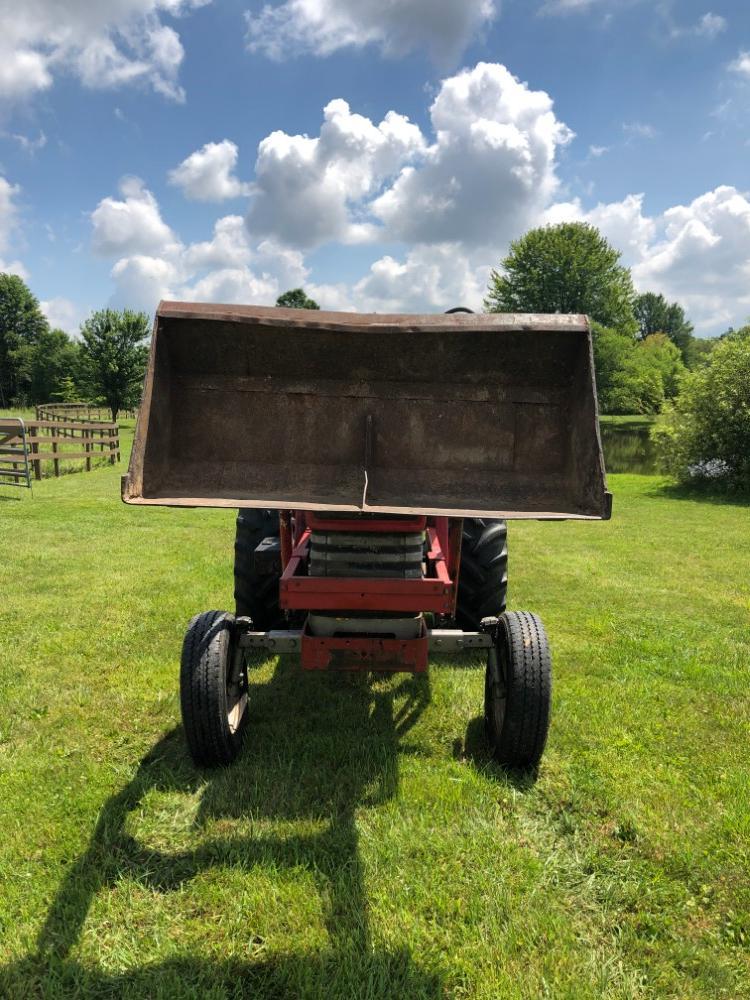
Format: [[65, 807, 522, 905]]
[[0, 0, 748, 337]]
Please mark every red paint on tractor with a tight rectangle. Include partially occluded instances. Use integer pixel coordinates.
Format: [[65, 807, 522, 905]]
[[279, 521, 457, 615], [300, 621, 429, 672]]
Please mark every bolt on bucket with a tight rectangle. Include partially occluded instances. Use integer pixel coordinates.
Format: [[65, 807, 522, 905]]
[[122, 302, 611, 520]]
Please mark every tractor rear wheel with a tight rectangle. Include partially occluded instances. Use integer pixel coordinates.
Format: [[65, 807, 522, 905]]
[[234, 509, 284, 628], [484, 611, 551, 770], [180, 610, 247, 767], [456, 518, 508, 630]]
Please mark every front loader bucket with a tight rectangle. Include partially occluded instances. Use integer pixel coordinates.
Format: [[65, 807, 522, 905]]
[[123, 303, 610, 520]]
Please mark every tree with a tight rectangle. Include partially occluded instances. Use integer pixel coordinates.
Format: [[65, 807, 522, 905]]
[[592, 325, 634, 408], [634, 292, 695, 364], [689, 337, 717, 367], [605, 350, 665, 415], [78, 309, 150, 421], [276, 288, 320, 310], [27, 328, 81, 404], [652, 326, 750, 489], [592, 325, 681, 415], [639, 333, 686, 399], [484, 222, 637, 334], [0, 273, 49, 406]]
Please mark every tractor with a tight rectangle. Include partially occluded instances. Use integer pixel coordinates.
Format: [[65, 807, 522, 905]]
[[123, 302, 610, 771]]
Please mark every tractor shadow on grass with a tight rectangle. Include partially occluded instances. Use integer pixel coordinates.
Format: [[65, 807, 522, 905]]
[[3, 658, 442, 999], [459, 715, 541, 791]]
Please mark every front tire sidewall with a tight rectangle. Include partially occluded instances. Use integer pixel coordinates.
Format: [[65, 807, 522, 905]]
[[180, 610, 247, 767]]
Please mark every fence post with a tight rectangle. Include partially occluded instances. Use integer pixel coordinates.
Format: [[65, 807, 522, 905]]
[[85, 428, 92, 472], [52, 433, 59, 477], [30, 423, 41, 480]]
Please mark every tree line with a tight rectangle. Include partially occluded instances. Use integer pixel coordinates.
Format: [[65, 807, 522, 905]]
[[485, 221, 749, 489], [484, 221, 719, 415], [0, 274, 149, 421]]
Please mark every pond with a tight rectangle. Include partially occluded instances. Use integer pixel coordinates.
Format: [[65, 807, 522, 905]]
[[599, 420, 659, 475]]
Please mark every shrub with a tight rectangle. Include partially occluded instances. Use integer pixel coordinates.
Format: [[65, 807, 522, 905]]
[[652, 328, 750, 489]]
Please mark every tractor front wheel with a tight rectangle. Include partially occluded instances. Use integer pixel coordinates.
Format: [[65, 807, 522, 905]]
[[484, 611, 551, 770], [180, 610, 248, 767]]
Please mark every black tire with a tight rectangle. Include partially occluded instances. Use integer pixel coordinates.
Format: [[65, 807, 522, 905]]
[[234, 509, 284, 628], [484, 611, 551, 770], [180, 610, 247, 767], [456, 518, 508, 630]]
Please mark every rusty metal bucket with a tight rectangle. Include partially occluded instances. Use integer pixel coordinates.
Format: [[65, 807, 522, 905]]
[[123, 302, 610, 520]]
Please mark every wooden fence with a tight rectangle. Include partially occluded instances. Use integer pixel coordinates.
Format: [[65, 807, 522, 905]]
[[36, 403, 137, 423], [0, 417, 120, 481]]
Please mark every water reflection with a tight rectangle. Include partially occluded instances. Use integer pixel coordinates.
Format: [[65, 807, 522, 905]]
[[600, 421, 658, 475]]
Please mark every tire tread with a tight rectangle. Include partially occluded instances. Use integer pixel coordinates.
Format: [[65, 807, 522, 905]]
[[180, 610, 244, 767], [456, 517, 508, 629], [491, 610, 551, 769], [234, 509, 284, 628]]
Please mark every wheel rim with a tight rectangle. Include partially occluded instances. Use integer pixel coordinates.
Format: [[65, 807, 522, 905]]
[[226, 646, 248, 735], [485, 645, 507, 740]]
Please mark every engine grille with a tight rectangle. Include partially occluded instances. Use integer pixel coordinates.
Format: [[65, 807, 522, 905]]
[[309, 531, 424, 578]]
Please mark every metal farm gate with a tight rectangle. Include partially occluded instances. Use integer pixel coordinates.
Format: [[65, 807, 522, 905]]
[[0, 418, 32, 491]]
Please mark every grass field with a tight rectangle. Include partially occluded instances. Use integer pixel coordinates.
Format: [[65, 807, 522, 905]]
[[1, 423, 749, 998]]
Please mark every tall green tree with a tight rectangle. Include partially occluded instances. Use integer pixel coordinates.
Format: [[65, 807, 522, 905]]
[[276, 288, 320, 310], [634, 292, 695, 364], [78, 309, 149, 421], [484, 222, 637, 335], [0, 273, 50, 406]]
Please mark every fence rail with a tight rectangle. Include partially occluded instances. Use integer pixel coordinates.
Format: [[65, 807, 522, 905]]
[[36, 403, 136, 423], [0, 417, 120, 480]]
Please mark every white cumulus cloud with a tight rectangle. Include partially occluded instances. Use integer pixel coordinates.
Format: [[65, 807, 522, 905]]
[[246, 64, 572, 254], [245, 0, 496, 65], [169, 141, 251, 201], [247, 98, 426, 248], [351, 244, 490, 313], [91, 176, 181, 257], [40, 296, 84, 333], [372, 62, 573, 249], [91, 183, 310, 311], [545, 186, 750, 334], [110, 254, 181, 310], [0, 0, 208, 104], [633, 186, 750, 332]]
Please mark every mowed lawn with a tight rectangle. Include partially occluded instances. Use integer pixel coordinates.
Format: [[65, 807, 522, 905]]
[[0, 422, 749, 999]]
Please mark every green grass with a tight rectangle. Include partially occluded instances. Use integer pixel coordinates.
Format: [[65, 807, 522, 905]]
[[1, 434, 749, 998]]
